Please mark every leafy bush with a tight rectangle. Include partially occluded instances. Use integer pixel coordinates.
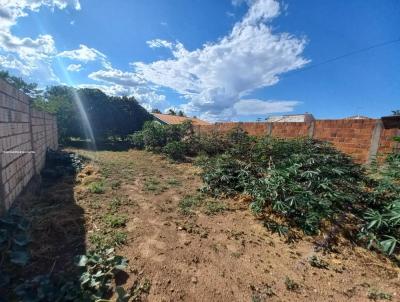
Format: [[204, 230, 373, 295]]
[[360, 149, 400, 255], [163, 141, 187, 161], [128, 131, 145, 149], [131, 120, 193, 159], [191, 131, 229, 156], [201, 137, 366, 235], [141, 121, 168, 151], [13, 248, 129, 301]]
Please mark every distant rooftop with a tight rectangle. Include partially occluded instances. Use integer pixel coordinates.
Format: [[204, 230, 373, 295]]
[[152, 113, 211, 126], [343, 115, 372, 120], [265, 113, 315, 123]]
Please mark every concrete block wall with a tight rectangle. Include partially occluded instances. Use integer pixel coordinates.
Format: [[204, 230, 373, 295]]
[[0, 79, 58, 214], [195, 119, 399, 164]]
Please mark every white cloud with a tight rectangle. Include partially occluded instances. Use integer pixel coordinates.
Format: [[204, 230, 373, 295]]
[[67, 63, 82, 72], [87, 67, 166, 110], [58, 44, 110, 68], [0, 0, 81, 82], [88, 68, 145, 87], [131, 0, 309, 120], [146, 39, 173, 49], [233, 99, 299, 115]]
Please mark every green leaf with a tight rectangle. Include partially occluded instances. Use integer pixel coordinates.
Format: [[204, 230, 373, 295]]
[[10, 250, 30, 266], [76, 255, 88, 267], [114, 257, 128, 271], [379, 236, 398, 255]]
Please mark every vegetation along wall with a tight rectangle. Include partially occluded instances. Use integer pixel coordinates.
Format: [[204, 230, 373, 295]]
[[195, 119, 400, 164], [0, 79, 58, 214]]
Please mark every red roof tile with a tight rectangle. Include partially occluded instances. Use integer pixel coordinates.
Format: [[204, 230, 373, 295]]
[[152, 113, 211, 126]]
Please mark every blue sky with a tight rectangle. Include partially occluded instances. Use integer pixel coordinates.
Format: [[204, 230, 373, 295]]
[[0, 0, 399, 121]]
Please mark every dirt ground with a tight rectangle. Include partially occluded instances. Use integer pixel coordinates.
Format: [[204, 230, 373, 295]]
[[15, 149, 400, 301]]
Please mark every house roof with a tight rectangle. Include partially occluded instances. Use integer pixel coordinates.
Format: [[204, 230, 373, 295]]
[[152, 113, 211, 126], [265, 113, 315, 123], [343, 115, 372, 120]]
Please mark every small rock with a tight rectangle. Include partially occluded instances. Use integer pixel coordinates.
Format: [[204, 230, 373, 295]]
[[191, 277, 198, 284], [184, 240, 191, 246]]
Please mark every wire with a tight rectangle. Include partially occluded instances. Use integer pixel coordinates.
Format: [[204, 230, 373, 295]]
[[283, 37, 400, 77]]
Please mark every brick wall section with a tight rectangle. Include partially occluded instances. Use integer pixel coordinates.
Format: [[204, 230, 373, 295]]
[[313, 119, 377, 163], [0, 79, 58, 213], [378, 128, 399, 156], [195, 119, 399, 164], [270, 122, 310, 138]]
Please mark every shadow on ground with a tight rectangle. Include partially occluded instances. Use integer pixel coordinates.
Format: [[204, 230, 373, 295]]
[[0, 153, 86, 299], [63, 139, 133, 151]]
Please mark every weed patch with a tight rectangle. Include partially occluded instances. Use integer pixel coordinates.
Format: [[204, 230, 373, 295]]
[[104, 214, 127, 228], [309, 255, 329, 269], [204, 200, 226, 215], [167, 178, 181, 186], [179, 194, 202, 215], [87, 181, 105, 194], [368, 288, 393, 300], [144, 178, 168, 194], [284, 276, 300, 291]]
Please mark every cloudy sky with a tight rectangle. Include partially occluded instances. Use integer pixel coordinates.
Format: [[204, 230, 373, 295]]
[[0, 0, 399, 121]]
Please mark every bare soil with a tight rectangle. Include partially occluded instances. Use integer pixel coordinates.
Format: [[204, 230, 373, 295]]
[[15, 149, 400, 301]]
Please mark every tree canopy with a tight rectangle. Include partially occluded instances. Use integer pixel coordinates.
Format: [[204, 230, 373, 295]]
[[34, 86, 152, 143]]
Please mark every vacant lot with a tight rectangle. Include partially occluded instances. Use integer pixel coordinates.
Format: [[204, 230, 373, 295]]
[[13, 149, 399, 301]]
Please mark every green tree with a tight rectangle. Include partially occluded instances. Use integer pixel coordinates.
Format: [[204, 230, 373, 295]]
[[0, 70, 41, 98]]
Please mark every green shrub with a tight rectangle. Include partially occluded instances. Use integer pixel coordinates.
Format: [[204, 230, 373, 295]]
[[131, 120, 194, 154], [128, 131, 145, 149], [194, 131, 229, 156], [13, 248, 128, 301], [141, 121, 167, 151], [360, 150, 400, 255], [163, 141, 187, 161], [200, 138, 367, 235]]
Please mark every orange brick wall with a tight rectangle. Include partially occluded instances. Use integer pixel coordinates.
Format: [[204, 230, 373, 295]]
[[270, 122, 310, 138], [379, 128, 399, 156], [313, 120, 377, 163], [195, 119, 399, 164]]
